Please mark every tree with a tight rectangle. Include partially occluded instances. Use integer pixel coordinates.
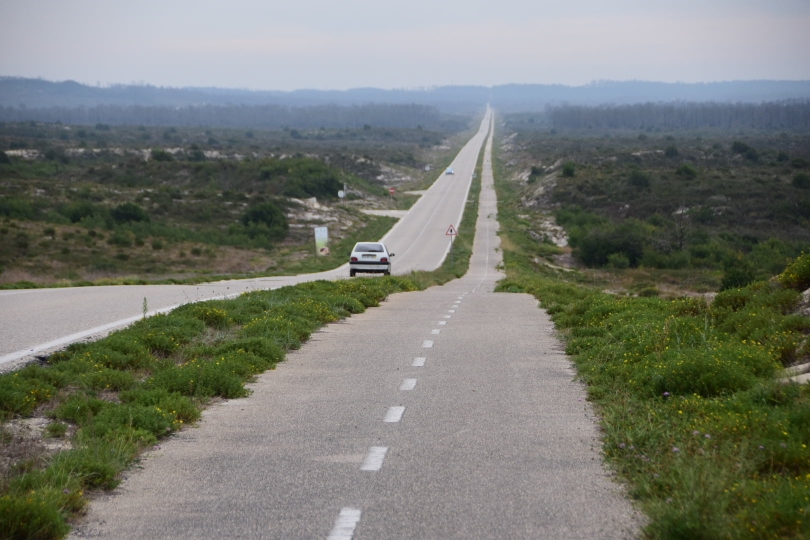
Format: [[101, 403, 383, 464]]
[[664, 145, 679, 158]]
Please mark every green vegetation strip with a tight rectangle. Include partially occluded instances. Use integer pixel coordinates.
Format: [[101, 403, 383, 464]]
[[493, 137, 810, 539], [0, 146, 485, 539]]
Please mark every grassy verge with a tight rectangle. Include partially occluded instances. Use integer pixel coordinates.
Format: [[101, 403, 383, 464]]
[[0, 139, 487, 539], [492, 133, 810, 539]]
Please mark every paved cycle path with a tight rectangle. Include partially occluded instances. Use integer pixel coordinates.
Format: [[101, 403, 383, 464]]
[[72, 118, 641, 539]]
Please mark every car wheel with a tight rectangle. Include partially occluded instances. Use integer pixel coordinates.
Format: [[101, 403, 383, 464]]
[[350, 270, 356, 277], [384, 270, 391, 276]]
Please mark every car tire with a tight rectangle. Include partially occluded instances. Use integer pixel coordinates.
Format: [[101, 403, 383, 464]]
[[350, 270, 356, 277]]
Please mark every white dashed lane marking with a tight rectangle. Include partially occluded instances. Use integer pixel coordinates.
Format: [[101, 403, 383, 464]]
[[384, 406, 405, 423], [443, 315, 452, 319], [412, 357, 426, 367], [400, 378, 417, 391], [422, 340, 434, 348], [448, 310, 455, 313], [430, 329, 441, 335], [360, 447, 388, 471], [326, 508, 362, 540], [437, 321, 446, 325]]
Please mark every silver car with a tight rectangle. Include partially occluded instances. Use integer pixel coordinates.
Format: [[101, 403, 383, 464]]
[[349, 242, 394, 277]]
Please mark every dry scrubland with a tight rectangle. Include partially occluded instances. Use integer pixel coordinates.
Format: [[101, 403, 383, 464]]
[[0, 121, 470, 287], [495, 118, 810, 539]]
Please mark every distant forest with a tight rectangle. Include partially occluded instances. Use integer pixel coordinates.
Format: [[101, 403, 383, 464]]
[[547, 100, 810, 131], [2, 77, 810, 113], [0, 103, 451, 130]]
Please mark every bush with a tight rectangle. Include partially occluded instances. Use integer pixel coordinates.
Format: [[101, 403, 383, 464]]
[[561, 161, 576, 177], [0, 150, 10, 164], [731, 141, 759, 161], [607, 252, 631, 269], [664, 145, 679, 158], [792, 173, 810, 189], [241, 203, 288, 241], [628, 170, 650, 188], [150, 148, 174, 162], [0, 494, 70, 540], [107, 230, 133, 247], [720, 255, 756, 290], [111, 202, 149, 224], [675, 164, 697, 179], [576, 220, 649, 267], [791, 157, 809, 169], [60, 201, 106, 224], [778, 253, 810, 291], [0, 197, 37, 220]]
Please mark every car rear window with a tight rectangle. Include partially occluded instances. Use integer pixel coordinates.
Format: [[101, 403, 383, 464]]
[[354, 243, 384, 253]]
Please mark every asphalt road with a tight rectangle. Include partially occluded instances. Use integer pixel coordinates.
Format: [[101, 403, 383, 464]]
[[71, 116, 641, 539], [0, 109, 491, 368]]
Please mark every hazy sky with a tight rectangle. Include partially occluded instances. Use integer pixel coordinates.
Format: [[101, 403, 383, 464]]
[[1, 0, 809, 91]]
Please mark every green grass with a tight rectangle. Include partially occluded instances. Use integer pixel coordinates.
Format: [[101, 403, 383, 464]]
[[492, 127, 810, 539], [0, 142, 486, 539]]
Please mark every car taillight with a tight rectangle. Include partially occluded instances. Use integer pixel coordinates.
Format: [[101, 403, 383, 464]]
[[380, 257, 388, 263], [350, 257, 358, 262]]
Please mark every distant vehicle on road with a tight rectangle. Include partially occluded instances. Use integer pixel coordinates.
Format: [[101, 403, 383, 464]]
[[349, 242, 394, 277], [445, 167, 455, 175]]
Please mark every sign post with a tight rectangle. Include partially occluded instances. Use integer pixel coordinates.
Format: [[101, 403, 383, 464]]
[[446, 224, 458, 266], [338, 183, 346, 206], [389, 187, 395, 199]]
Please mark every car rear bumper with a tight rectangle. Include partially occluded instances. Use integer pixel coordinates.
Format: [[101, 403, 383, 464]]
[[349, 263, 390, 272]]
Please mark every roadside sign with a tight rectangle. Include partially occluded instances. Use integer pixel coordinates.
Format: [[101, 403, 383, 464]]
[[446, 225, 458, 236], [389, 187, 395, 195], [338, 190, 345, 198], [314, 227, 329, 256]]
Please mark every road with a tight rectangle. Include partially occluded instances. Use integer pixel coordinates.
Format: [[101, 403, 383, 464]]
[[0, 109, 491, 368], [71, 115, 641, 539]]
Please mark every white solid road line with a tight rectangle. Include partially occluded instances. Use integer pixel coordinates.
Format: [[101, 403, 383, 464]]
[[399, 378, 417, 391], [326, 507, 362, 540], [360, 447, 389, 471], [383, 406, 405, 423], [421, 340, 434, 348], [0, 290, 247, 366], [412, 357, 426, 367]]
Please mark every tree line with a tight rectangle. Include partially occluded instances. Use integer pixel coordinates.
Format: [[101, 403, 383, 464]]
[[0, 102, 444, 130], [547, 100, 810, 131]]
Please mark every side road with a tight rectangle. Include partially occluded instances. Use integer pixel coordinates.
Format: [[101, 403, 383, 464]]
[[72, 117, 642, 539]]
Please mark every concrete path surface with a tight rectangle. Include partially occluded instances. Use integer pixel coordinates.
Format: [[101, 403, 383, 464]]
[[70, 117, 642, 539]]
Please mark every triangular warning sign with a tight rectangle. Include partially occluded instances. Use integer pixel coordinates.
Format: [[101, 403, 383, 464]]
[[446, 225, 458, 236]]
